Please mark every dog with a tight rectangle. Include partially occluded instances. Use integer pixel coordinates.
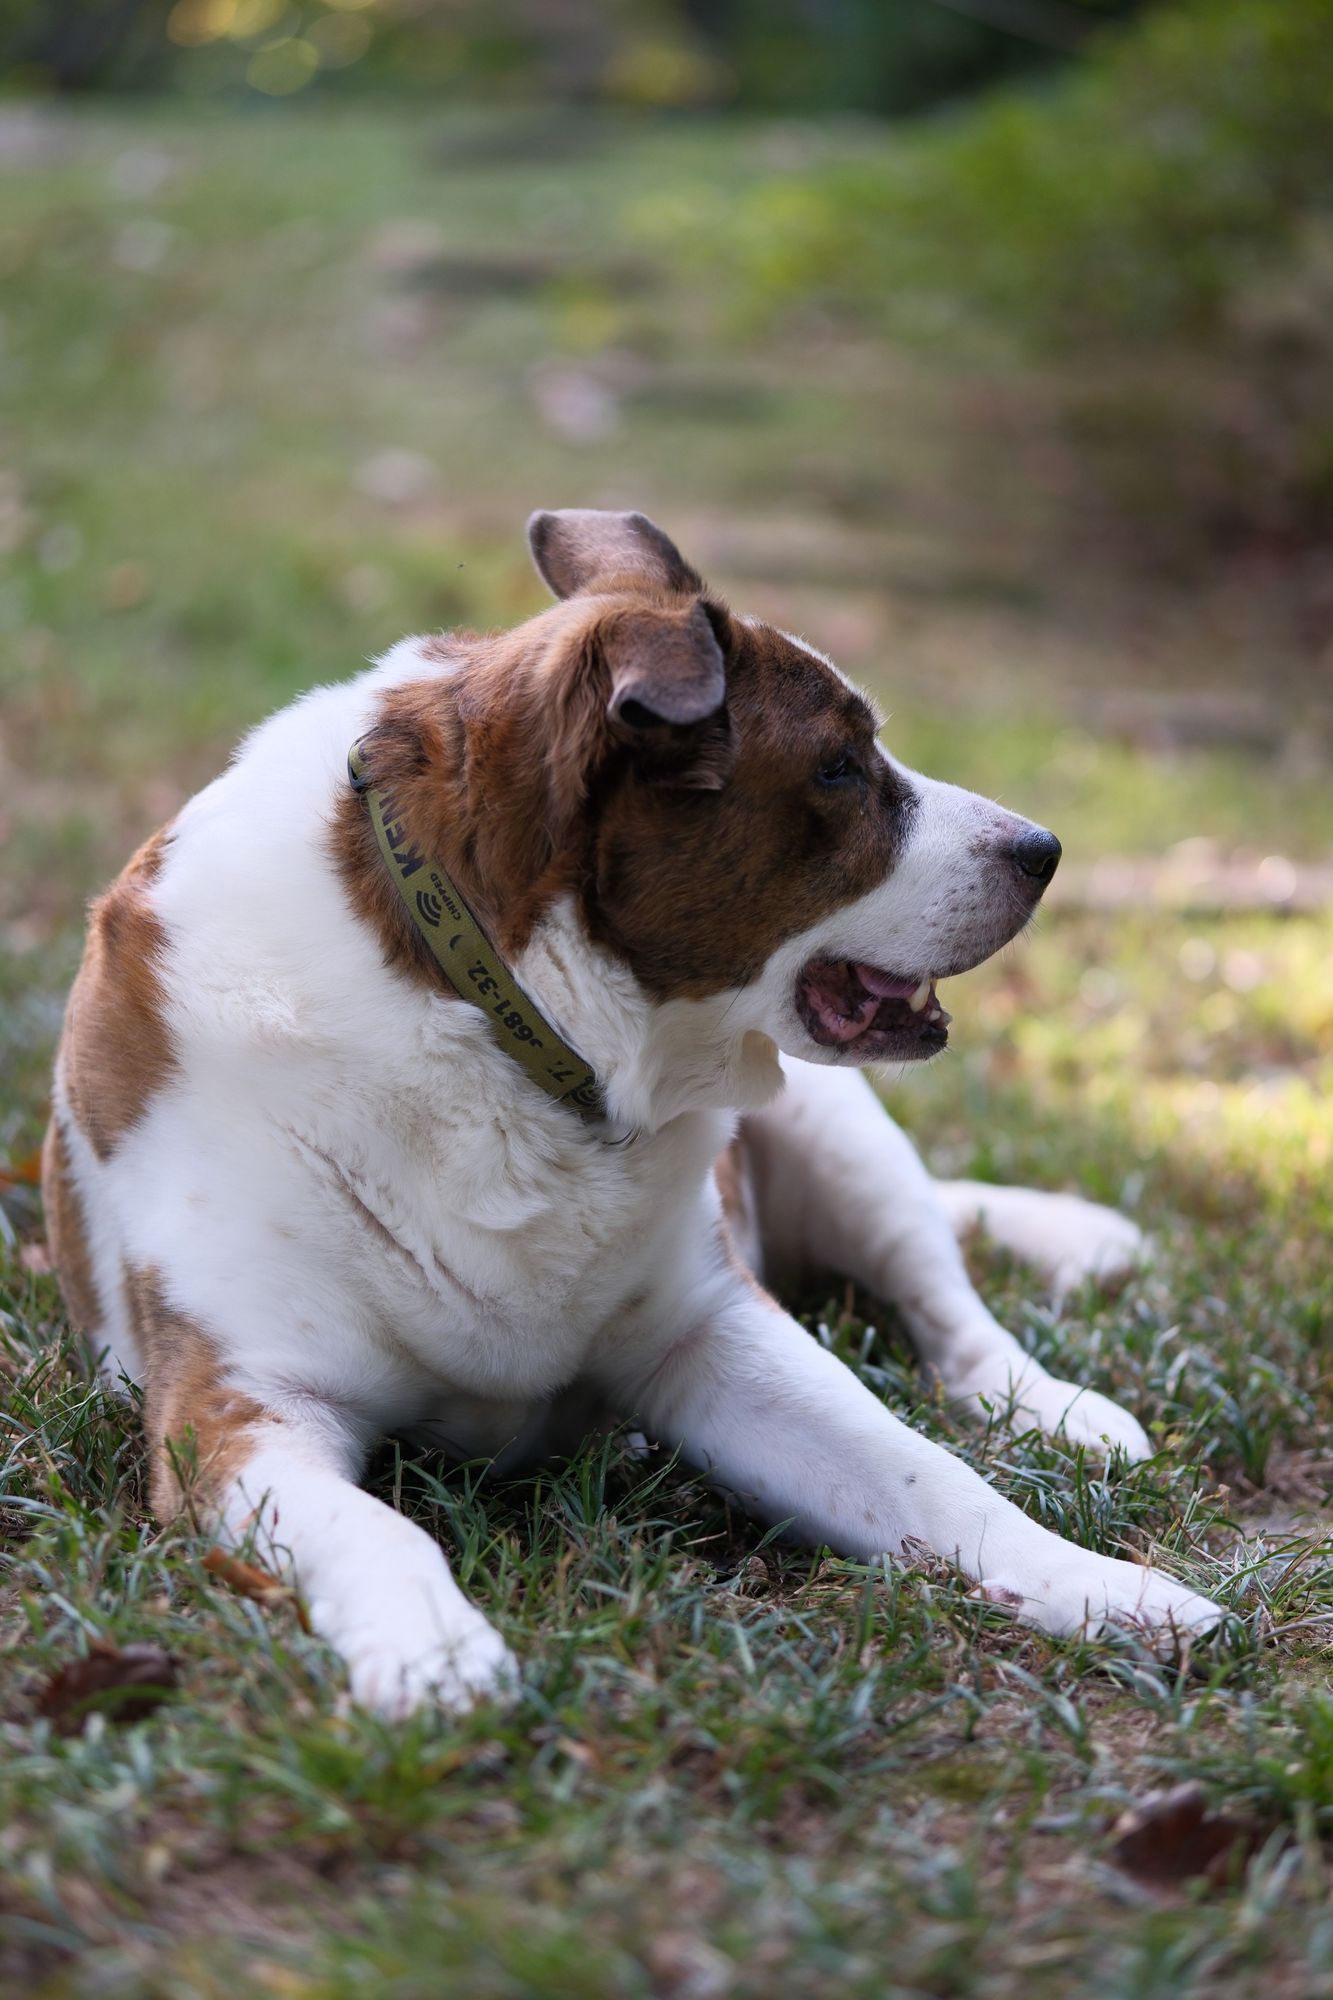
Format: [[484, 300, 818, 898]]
[[42, 507, 1224, 1713]]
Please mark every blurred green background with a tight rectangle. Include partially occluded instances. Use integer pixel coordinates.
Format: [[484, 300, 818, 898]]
[[2, 0, 1330, 1204]]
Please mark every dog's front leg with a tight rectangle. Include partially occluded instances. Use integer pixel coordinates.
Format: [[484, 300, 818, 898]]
[[164, 1406, 517, 1718], [600, 1274, 1223, 1647]]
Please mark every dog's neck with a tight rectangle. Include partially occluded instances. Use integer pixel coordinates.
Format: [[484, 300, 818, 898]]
[[341, 646, 788, 1141], [348, 736, 604, 1122], [512, 897, 785, 1136]]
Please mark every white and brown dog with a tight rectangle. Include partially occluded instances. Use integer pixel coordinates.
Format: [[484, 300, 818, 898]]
[[43, 508, 1223, 1714]]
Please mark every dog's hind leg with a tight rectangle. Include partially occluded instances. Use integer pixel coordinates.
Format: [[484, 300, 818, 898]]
[[735, 1059, 1151, 1459], [931, 1180, 1147, 1301], [126, 1268, 518, 1718]]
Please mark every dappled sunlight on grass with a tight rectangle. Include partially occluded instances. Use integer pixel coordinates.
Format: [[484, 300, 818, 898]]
[[1121, 1071, 1328, 1201], [896, 910, 1333, 1224]]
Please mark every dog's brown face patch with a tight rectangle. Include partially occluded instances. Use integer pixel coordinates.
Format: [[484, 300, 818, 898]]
[[585, 618, 916, 997], [60, 826, 176, 1161]]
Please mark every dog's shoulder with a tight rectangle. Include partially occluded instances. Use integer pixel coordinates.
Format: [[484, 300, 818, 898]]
[[151, 641, 459, 1034]]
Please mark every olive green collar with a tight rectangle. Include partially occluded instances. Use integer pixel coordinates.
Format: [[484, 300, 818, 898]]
[[348, 739, 603, 1121]]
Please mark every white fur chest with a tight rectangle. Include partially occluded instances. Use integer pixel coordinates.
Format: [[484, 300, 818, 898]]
[[276, 1022, 731, 1402]]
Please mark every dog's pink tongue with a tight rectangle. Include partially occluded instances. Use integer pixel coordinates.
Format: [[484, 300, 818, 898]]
[[853, 964, 920, 1000], [805, 967, 880, 1042]]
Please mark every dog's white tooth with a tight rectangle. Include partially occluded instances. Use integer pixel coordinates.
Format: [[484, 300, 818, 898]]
[[925, 1005, 943, 1022], [908, 977, 932, 1013]]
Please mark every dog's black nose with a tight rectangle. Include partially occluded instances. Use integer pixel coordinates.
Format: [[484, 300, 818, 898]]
[[1011, 826, 1062, 886]]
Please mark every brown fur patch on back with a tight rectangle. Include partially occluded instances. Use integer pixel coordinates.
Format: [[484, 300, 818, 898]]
[[40, 1119, 102, 1334], [125, 1264, 270, 1522], [62, 825, 176, 1161]]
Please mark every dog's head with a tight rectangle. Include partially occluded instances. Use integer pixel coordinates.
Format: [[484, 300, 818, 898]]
[[344, 508, 1060, 1082]]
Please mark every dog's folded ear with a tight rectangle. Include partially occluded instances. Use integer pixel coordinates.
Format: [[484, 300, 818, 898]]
[[596, 601, 728, 790], [528, 508, 703, 601], [603, 603, 725, 729]]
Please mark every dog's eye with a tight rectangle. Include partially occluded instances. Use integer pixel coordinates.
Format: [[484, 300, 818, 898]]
[[815, 751, 859, 786]]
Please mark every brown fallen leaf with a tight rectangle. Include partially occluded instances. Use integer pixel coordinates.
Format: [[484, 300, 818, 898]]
[[203, 1547, 309, 1629], [0, 1148, 44, 1192], [38, 1639, 179, 1735], [554, 1735, 600, 1771], [1109, 1780, 1257, 1889]]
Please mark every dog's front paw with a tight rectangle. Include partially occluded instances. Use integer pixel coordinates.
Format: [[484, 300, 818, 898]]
[[953, 1364, 1151, 1461], [976, 1551, 1225, 1654], [333, 1611, 520, 1720]]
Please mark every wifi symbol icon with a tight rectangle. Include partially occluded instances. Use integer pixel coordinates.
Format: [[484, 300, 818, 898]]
[[416, 888, 443, 928]]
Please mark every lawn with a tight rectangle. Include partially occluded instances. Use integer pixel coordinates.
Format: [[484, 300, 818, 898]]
[[1, 103, 1330, 1998]]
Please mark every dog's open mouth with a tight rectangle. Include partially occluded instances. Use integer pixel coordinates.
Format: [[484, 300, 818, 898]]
[[796, 959, 952, 1060]]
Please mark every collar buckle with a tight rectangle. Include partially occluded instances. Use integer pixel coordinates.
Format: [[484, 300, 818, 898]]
[[347, 740, 373, 795]]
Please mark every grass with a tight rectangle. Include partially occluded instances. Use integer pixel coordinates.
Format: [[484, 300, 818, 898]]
[[1, 100, 1331, 1998]]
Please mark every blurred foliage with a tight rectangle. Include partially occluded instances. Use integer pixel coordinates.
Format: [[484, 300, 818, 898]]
[[12, 1, 1324, 556], [4, 0, 1150, 107], [703, 0, 1333, 347], [6, 0, 1333, 565], [665, 0, 1333, 553]]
